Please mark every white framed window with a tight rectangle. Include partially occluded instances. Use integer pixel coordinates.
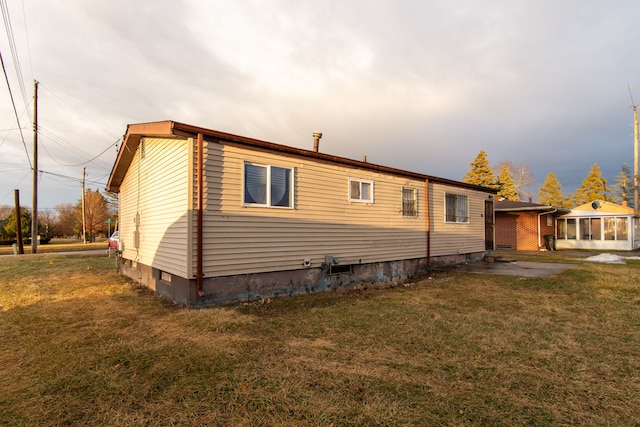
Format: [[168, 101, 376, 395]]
[[445, 193, 469, 223], [244, 162, 293, 208], [349, 178, 374, 203], [402, 187, 418, 217]]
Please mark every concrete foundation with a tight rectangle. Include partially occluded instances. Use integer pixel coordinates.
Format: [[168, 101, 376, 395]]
[[120, 251, 486, 306]]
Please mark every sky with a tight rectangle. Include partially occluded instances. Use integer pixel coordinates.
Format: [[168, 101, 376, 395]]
[[1, 0, 639, 212]]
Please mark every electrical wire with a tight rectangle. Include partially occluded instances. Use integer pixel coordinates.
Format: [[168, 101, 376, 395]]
[[0, 49, 31, 169], [0, 0, 30, 122], [39, 134, 120, 167]]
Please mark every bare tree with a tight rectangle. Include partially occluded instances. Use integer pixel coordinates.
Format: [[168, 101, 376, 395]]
[[493, 161, 535, 201], [54, 203, 79, 238], [75, 189, 109, 241]]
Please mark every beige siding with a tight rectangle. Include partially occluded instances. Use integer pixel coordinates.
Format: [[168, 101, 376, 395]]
[[119, 137, 190, 277], [428, 182, 489, 256], [200, 141, 428, 277]]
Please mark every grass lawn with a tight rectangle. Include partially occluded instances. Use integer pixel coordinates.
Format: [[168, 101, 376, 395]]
[[0, 238, 108, 256], [0, 252, 639, 426]]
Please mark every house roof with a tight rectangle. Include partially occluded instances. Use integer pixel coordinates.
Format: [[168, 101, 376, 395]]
[[572, 200, 635, 214], [494, 199, 570, 214], [106, 120, 498, 194]]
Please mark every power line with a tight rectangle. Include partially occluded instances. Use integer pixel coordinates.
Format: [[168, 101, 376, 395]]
[[0, 0, 30, 121], [39, 134, 119, 168], [0, 49, 31, 169]]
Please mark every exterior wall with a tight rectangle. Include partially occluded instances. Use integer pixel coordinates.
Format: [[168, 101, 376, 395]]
[[428, 182, 491, 256], [120, 254, 487, 306], [119, 137, 191, 278], [495, 211, 557, 251], [495, 212, 518, 249], [197, 140, 429, 277]]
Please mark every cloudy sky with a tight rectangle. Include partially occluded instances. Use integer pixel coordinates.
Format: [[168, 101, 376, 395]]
[[1, 0, 639, 211]]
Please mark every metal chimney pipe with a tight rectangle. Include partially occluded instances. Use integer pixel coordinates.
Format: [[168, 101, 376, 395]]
[[312, 131, 322, 152]]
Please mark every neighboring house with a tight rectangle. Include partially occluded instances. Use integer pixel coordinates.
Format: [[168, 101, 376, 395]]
[[556, 200, 640, 251], [106, 121, 497, 305], [494, 200, 570, 250]]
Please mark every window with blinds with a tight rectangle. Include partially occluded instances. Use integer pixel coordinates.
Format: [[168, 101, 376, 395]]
[[244, 162, 293, 208]]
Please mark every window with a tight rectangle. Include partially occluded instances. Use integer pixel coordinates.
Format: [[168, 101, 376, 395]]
[[402, 188, 418, 217], [566, 218, 577, 239], [558, 219, 566, 239], [603, 217, 629, 241], [349, 178, 374, 203], [445, 193, 469, 223], [244, 162, 293, 207]]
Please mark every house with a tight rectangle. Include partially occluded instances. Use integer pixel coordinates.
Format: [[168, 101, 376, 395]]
[[555, 200, 640, 251], [106, 121, 497, 305], [494, 200, 570, 250]]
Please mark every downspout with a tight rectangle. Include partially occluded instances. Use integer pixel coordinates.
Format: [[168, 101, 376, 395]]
[[425, 179, 431, 267], [196, 133, 205, 297], [538, 209, 557, 248]]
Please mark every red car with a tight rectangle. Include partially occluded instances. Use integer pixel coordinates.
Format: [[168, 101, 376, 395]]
[[108, 231, 119, 251]]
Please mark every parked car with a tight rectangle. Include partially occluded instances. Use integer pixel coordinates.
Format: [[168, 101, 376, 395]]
[[108, 231, 119, 250]]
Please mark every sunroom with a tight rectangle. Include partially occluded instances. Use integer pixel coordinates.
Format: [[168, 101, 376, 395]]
[[555, 201, 640, 251]]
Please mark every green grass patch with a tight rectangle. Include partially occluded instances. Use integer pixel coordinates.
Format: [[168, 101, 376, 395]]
[[1, 253, 639, 425]]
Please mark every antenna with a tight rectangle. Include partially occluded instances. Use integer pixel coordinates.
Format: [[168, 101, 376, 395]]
[[629, 84, 637, 110], [629, 84, 639, 216]]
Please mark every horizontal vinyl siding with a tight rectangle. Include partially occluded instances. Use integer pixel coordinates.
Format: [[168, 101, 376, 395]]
[[201, 142, 427, 277], [429, 182, 488, 256], [120, 137, 190, 277]]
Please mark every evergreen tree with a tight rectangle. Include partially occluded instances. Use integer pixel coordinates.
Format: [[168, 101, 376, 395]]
[[463, 150, 497, 188], [573, 163, 611, 206], [496, 164, 519, 200], [537, 172, 569, 207], [2, 207, 31, 239], [612, 163, 633, 207]]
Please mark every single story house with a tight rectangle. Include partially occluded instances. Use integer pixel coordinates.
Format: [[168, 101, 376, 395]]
[[494, 200, 570, 250], [556, 200, 640, 251], [106, 121, 497, 305]]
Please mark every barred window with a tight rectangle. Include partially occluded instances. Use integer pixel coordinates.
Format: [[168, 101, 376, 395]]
[[402, 188, 418, 217]]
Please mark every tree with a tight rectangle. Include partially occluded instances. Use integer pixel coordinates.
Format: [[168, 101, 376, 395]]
[[0, 204, 12, 220], [55, 203, 79, 238], [463, 150, 497, 188], [612, 163, 634, 207], [537, 172, 570, 208], [75, 189, 109, 241], [2, 207, 31, 239], [493, 161, 534, 201], [573, 164, 611, 206], [38, 209, 57, 237], [496, 164, 519, 200]]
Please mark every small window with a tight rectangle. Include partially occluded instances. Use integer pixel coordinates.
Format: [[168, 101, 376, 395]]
[[402, 187, 418, 217], [349, 178, 374, 203], [244, 162, 293, 208], [445, 193, 469, 223]]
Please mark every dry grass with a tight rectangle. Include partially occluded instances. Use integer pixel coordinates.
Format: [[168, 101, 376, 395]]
[[0, 238, 107, 256], [1, 252, 639, 426]]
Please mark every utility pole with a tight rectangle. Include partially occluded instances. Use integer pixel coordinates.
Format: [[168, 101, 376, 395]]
[[82, 167, 87, 244], [14, 189, 24, 254], [31, 80, 39, 253], [629, 84, 639, 216]]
